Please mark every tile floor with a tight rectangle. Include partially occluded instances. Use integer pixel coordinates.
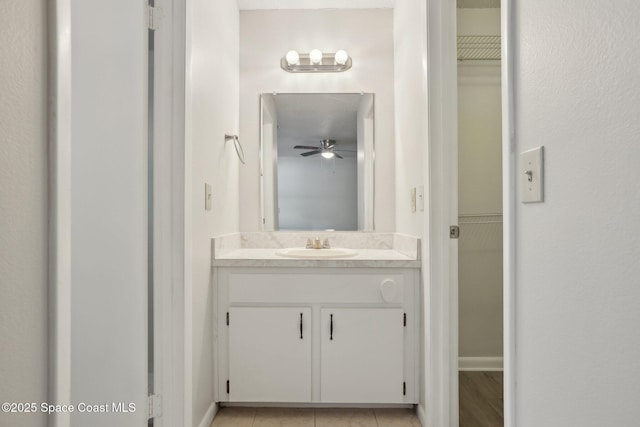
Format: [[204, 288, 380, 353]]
[[210, 407, 422, 427]]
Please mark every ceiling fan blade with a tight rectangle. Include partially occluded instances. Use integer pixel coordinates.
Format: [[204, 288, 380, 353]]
[[294, 145, 319, 150], [334, 153, 344, 159], [300, 150, 321, 157], [334, 149, 356, 153]]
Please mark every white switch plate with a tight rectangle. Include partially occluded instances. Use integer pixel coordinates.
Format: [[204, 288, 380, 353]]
[[416, 186, 424, 212], [205, 183, 212, 210], [520, 146, 544, 203], [410, 187, 416, 213]]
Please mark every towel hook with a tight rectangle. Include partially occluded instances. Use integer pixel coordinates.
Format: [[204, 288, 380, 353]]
[[225, 134, 245, 165]]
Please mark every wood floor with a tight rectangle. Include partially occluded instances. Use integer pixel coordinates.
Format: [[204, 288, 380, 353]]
[[210, 372, 502, 427], [459, 371, 504, 427]]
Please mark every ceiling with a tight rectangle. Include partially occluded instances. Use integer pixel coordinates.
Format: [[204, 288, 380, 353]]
[[238, 0, 393, 10], [274, 94, 360, 158]]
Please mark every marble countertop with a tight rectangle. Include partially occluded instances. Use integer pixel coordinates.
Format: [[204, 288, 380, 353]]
[[211, 232, 421, 268], [212, 248, 421, 268]]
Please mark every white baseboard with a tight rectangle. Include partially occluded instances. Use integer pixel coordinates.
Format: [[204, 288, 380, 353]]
[[458, 357, 504, 371], [222, 402, 412, 408], [197, 402, 218, 427], [416, 404, 427, 427]]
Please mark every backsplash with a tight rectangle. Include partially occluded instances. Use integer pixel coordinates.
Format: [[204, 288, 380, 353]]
[[393, 233, 421, 260]]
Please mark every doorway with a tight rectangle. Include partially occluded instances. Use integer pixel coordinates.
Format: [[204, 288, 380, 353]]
[[456, 4, 504, 427]]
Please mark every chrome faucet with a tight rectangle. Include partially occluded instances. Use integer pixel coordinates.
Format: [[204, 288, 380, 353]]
[[306, 237, 330, 249], [313, 237, 322, 249]]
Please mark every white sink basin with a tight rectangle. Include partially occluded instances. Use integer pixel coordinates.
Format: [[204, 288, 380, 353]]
[[275, 247, 358, 259]]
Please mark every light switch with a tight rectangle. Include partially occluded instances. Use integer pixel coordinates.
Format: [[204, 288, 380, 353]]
[[410, 187, 416, 213], [520, 146, 544, 203], [416, 186, 424, 212], [205, 183, 212, 210]]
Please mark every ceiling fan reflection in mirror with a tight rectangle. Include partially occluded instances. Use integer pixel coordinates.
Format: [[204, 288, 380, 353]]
[[293, 139, 355, 159]]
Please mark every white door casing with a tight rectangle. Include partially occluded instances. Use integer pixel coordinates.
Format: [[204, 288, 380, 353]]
[[424, 0, 459, 425]]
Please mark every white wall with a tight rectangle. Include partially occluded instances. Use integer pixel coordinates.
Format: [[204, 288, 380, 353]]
[[394, 0, 428, 237], [512, 1, 640, 425], [277, 156, 358, 230], [239, 9, 396, 232], [186, 0, 239, 425], [458, 8, 500, 36], [393, 0, 429, 417], [457, 8, 503, 360], [0, 1, 48, 426]]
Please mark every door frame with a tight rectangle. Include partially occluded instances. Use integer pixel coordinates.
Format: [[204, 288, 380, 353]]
[[48, 2, 72, 426], [426, 0, 516, 426], [423, 0, 459, 425], [500, 1, 516, 425], [48, 0, 187, 426], [150, 0, 187, 426]]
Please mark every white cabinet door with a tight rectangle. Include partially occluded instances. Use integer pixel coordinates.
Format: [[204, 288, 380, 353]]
[[229, 307, 311, 402], [321, 308, 404, 403]]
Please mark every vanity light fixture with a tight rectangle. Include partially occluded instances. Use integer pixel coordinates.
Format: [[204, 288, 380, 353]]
[[309, 49, 323, 65], [334, 50, 349, 66], [285, 50, 300, 66], [281, 49, 352, 73]]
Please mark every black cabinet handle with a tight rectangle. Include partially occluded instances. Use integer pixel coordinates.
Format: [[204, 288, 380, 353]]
[[300, 313, 303, 339], [330, 314, 333, 340]]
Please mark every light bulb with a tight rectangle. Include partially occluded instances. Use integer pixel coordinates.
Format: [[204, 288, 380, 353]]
[[285, 50, 299, 66], [334, 50, 349, 65], [309, 49, 323, 65], [321, 151, 335, 159]]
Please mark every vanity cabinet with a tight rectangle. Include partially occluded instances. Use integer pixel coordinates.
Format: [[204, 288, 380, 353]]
[[214, 267, 419, 405]]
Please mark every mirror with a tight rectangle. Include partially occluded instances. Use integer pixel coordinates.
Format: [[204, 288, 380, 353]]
[[260, 93, 375, 231]]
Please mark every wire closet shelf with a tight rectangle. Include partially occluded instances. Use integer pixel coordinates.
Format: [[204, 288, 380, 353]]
[[458, 213, 503, 225], [457, 35, 501, 61]]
